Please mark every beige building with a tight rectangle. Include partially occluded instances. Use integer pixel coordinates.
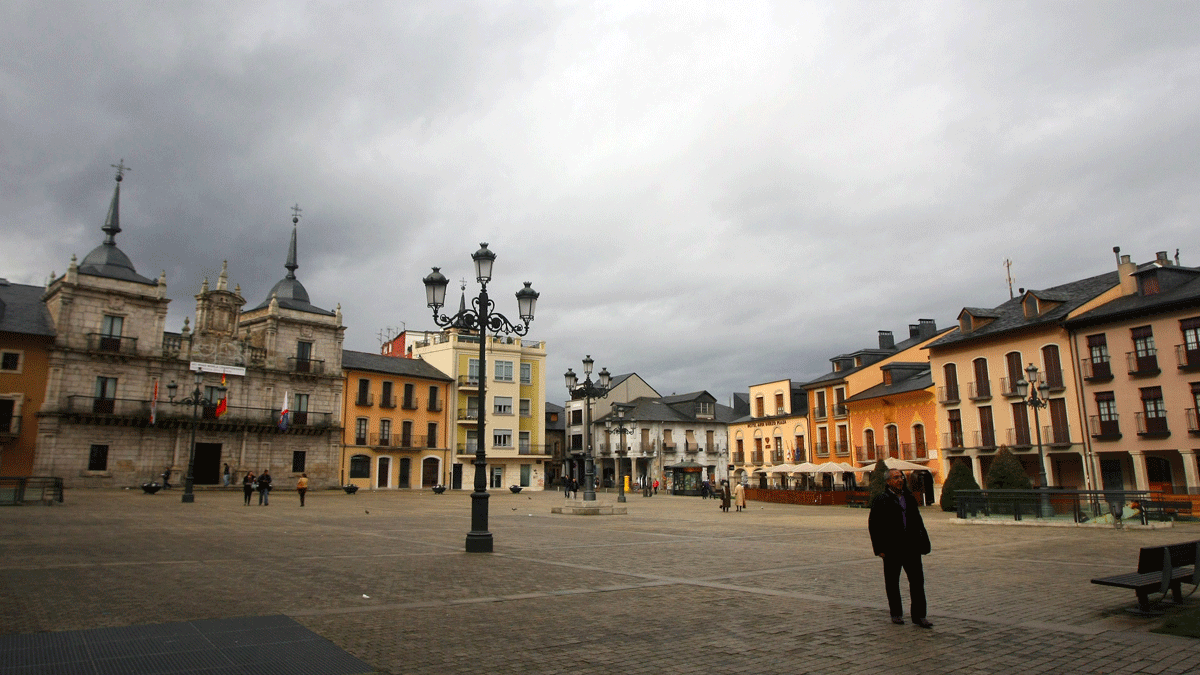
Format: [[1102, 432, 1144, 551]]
[[31, 172, 345, 488], [1063, 251, 1200, 496]]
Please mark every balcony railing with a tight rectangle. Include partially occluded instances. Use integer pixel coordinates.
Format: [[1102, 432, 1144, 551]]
[[833, 441, 849, 456], [733, 451, 745, 464], [61, 396, 333, 428], [812, 405, 827, 420], [1080, 358, 1113, 381], [971, 430, 997, 450], [1126, 350, 1159, 376], [832, 404, 848, 418], [1043, 368, 1065, 391], [402, 397, 419, 410], [771, 452, 785, 463], [87, 333, 138, 355], [937, 386, 960, 404], [458, 376, 480, 388], [1041, 424, 1072, 446], [1006, 426, 1032, 447], [1176, 344, 1200, 370], [354, 393, 374, 407], [428, 400, 443, 412], [370, 433, 433, 449], [1088, 415, 1121, 439], [942, 432, 964, 450], [814, 442, 829, 458], [1134, 412, 1169, 437], [380, 394, 397, 409], [999, 377, 1023, 398], [287, 357, 325, 375], [662, 442, 677, 453], [856, 444, 876, 463], [457, 408, 480, 421], [968, 380, 991, 400], [902, 441, 928, 460]]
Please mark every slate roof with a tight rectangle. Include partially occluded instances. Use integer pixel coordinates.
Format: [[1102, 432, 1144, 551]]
[[0, 281, 55, 336], [77, 178, 156, 286], [596, 393, 738, 425], [926, 270, 1118, 349], [845, 364, 934, 402], [341, 350, 452, 381], [545, 402, 565, 432], [804, 327, 949, 387], [1064, 268, 1200, 328]]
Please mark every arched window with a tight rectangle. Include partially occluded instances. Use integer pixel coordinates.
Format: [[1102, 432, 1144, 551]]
[[971, 358, 990, 398], [864, 429, 876, 461], [349, 454, 370, 478], [1004, 351, 1022, 396], [1042, 344, 1064, 389], [912, 424, 926, 458], [886, 425, 900, 458]]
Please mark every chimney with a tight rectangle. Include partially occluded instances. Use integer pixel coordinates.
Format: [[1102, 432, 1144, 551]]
[[909, 324, 920, 339], [1156, 250, 1170, 266], [878, 330, 895, 350], [1118, 253, 1137, 295], [918, 318, 936, 339]]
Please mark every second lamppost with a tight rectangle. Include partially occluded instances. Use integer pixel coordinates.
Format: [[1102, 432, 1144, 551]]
[[423, 243, 539, 553], [1015, 363, 1052, 517], [167, 372, 225, 504], [605, 402, 633, 503], [565, 356, 610, 502]]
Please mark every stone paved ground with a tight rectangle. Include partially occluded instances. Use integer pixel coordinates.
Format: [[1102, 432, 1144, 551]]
[[1, 487, 1199, 674]]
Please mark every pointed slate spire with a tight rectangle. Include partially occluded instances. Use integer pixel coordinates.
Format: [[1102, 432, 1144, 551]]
[[78, 161, 155, 286], [285, 218, 299, 279], [102, 175, 121, 245]]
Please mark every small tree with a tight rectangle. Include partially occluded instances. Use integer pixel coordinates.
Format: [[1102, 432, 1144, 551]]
[[939, 461, 980, 512], [986, 446, 1032, 490], [868, 458, 889, 504]]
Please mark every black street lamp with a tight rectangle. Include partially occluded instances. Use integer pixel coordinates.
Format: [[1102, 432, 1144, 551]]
[[423, 243, 539, 553], [166, 372, 225, 504], [605, 402, 634, 503], [565, 356, 611, 502], [1015, 363, 1052, 516]]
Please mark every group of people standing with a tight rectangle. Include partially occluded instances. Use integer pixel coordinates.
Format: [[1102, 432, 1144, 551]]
[[237, 470, 307, 506]]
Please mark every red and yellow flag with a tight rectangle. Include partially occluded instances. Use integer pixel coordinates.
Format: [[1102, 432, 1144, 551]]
[[215, 373, 228, 418]]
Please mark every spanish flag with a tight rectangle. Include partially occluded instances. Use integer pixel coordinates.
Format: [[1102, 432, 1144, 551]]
[[215, 373, 228, 418]]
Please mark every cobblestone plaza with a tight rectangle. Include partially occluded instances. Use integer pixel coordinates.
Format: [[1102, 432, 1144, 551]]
[[1, 489, 1198, 674]]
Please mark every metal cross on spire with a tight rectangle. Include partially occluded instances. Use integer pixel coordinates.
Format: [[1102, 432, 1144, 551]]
[[111, 159, 132, 181], [291, 203, 303, 223]]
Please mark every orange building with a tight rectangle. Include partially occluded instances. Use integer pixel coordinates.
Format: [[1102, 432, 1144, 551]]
[[340, 350, 452, 489], [0, 280, 56, 475]]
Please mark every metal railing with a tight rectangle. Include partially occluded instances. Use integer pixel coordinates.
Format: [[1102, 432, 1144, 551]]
[[0, 415, 21, 438], [1126, 350, 1159, 375], [86, 333, 138, 355], [954, 489, 1153, 524], [1080, 357, 1112, 380], [354, 393, 374, 407], [0, 477, 64, 505], [287, 357, 325, 375], [1176, 344, 1200, 369], [1134, 412, 1169, 436], [402, 397, 419, 410], [968, 380, 991, 400], [1088, 415, 1121, 439], [937, 386, 959, 404]]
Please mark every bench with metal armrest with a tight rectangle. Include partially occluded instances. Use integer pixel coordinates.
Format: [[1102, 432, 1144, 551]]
[[1091, 540, 1199, 614]]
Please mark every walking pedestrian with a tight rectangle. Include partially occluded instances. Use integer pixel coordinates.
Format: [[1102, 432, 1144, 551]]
[[161, 466, 172, 489], [734, 481, 746, 512], [296, 473, 308, 507], [653, 478, 658, 495], [222, 463, 231, 487], [257, 469, 272, 506], [868, 469, 933, 628], [242, 472, 255, 506], [719, 480, 731, 512]]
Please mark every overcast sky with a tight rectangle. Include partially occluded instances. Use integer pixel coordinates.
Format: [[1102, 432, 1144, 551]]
[[2, 2, 1196, 404]]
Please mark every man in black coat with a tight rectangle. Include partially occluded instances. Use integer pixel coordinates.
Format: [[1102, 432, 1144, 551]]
[[868, 469, 933, 628]]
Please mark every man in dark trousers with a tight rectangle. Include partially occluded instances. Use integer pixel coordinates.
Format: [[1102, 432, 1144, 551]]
[[868, 469, 933, 628]]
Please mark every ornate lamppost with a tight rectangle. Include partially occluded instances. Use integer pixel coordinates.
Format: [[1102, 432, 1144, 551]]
[[1015, 363, 1052, 517], [565, 356, 610, 502], [423, 243, 539, 553], [167, 372, 225, 503], [605, 402, 634, 503]]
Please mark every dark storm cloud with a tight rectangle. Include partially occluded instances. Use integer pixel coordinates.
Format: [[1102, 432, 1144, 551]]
[[2, 1, 1198, 401]]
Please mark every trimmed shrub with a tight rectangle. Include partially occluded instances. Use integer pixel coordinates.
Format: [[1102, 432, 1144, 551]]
[[939, 461, 980, 512], [986, 446, 1033, 490], [868, 458, 889, 504]]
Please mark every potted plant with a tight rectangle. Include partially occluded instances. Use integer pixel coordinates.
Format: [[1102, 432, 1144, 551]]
[[431, 485, 447, 494], [141, 482, 161, 494], [343, 484, 359, 494], [509, 485, 523, 494]]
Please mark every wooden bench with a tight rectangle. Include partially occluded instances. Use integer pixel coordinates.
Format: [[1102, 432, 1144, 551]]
[[1139, 500, 1194, 522], [1091, 540, 1200, 614]]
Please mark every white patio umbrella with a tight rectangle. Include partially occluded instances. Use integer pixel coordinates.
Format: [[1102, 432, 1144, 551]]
[[792, 462, 820, 473], [877, 457, 930, 472], [812, 462, 849, 474], [768, 464, 796, 473]]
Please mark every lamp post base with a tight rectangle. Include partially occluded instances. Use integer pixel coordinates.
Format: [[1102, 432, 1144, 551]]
[[181, 493, 195, 503], [465, 532, 493, 553]]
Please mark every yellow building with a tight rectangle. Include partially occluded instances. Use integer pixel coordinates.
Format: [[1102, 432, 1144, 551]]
[[403, 329, 549, 490], [0, 281, 55, 476], [340, 350, 452, 489], [728, 379, 808, 488]]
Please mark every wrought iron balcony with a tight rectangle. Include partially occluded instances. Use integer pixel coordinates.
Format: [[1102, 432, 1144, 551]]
[[1005, 426, 1032, 448], [1088, 415, 1121, 440], [937, 386, 960, 404], [942, 432, 964, 450], [86, 333, 138, 355], [402, 396, 419, 410], [1126, 350, 1159, 376], [379, 394, 397, 409], [971, 430, 997, 450], [812, 405, 827, 420], [967, 380, 991, 400], [1080, 357, 1113, 381], [1175, 344, 1200, 371], [1134, 412, 1169, 437], [354, 393, 374, 407], [287, 357, 325, 375], [814, 442, 829, 458], [458, 376, 480, 389]]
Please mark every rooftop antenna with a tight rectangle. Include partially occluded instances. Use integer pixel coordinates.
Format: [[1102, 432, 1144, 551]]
[[1004, 259, 1015, 299]]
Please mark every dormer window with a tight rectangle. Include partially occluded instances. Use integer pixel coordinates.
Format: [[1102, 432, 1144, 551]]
[[833, 361, 842, 372], [1023, 294, 1039, 318], [883, 370, 893, 386], [1139, 273, 1160, 296]]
